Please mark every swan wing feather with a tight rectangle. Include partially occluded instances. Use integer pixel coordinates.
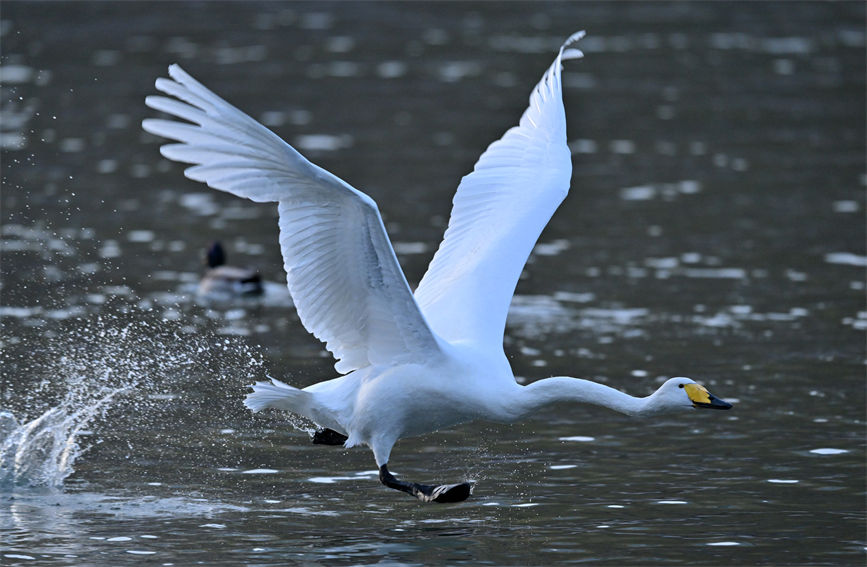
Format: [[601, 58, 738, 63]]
[[414, 32, 584, 347], [143, 65, 441, 373]]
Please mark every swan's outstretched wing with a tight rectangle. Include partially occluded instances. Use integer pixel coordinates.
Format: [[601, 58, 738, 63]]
[[143, 65, 441, 374], [414, 32, 585, 348]]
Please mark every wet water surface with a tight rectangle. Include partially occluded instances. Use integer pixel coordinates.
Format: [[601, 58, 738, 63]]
[[1, 2, 865, 566]]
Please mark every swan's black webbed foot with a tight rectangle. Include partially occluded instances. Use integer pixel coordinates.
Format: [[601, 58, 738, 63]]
[[378, 464, 472, 503], [312, 428, 348, 445], [414, 480, 473, 503]]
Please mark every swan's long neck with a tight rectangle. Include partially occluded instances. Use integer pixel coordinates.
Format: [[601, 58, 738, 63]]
[[503, 377, 652, 421]]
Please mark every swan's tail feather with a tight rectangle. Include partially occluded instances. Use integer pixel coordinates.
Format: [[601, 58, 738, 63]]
[[244, 378, 313, 414]]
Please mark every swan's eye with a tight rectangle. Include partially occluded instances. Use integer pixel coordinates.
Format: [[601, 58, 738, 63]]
[[678, 384, 684, 388]]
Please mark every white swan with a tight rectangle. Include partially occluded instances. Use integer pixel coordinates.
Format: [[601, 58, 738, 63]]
[[143, 31, 732, 503]]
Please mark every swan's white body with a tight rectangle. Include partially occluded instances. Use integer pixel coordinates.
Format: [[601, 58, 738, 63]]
[[144, 32, 731, 498], [247, 347, 703, 466]]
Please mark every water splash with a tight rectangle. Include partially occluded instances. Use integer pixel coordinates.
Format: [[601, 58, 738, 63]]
[[0, 392, 124, 488], [0, 304, 266, 489]]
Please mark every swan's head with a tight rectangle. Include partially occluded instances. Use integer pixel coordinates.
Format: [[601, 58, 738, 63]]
[[650, 377, 733, 413]]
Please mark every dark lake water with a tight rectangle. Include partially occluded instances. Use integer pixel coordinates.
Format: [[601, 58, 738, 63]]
[[1, 2, 865, 565]]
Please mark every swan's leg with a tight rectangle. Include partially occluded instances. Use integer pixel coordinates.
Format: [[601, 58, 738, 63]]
[[312, 428, 348, 445], [378, 464, 472, 503]]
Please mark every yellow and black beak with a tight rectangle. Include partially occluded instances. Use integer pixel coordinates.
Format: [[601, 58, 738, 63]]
[[684, 383, 733, 410]]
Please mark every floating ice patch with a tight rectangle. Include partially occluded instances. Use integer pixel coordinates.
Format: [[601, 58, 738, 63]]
[[437, 60, 482, 82], [761, 37, 814, 55], [217, 325, 251, 336], [583, 308, 648, 324], [809, 448, 848, 455], [126, 230, 155, 243], [559, 436, 595, 442], [785, 269, 808, 282], [59, 137, 86, 152], [376, 61, 407, 79], [276, 506, 342, 517], [549, 464, 578, 470], [620, 185, 656, 201], [0, 132, 27, 150], [99, 240, 122, 259], [773, 58, 795, 75], [259, 110, 288, 127], [92, 49, 122, 66], [507, 295, 576, 334], [307, 475, 357, 484], [241, 468, 279, 474], [680, 252, 703, 264], [534, 239, 570, 256], [678, 180, 701, 194], [696, 313, 737, 328], [610, 140, 636, 154], [0, 306, 41, 318], [393, 242, 428, 254], [552, 291, 595, 303], [327, 61, 361, 78], [645, 257, 679, 269], [178, 193, 220, 216], [825, 252, 867, 267], [568, 138, 598, 154], [832, 200, 859, 213], [0, 64, 35, 84], [683, 267, 746, 279], [709, 33, 813, 54], [707, 542, 741, 547], [620, 180, 701, 200], [488, 34, 557, 54], [224, 309, 247, 321], [657, 500, 688, 505], [656, 106, 676, 121], [843, 312, 867, 331], [214, 45, 267, 65], [293, 134, 352, 152], [768, 479, 799, 484]]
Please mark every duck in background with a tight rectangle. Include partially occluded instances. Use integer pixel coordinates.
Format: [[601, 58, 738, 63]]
[[198, 241, 264, 297]]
